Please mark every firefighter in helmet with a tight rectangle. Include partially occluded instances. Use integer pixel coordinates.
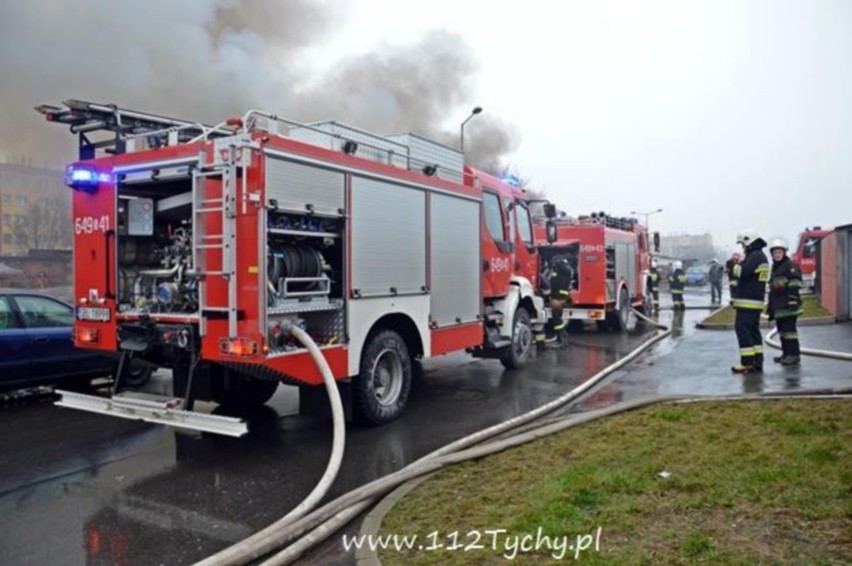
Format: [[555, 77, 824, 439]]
[[731, 230, 770, 373], [646, 258, 661, 312], [668, 260, 687, 310], [725, 252, 741, 304], [543, 255, 572, 346], [767, 238, 803, 365]]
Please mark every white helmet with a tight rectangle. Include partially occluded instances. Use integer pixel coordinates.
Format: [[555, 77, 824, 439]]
[[673, 260, 683, 270], [736, 229, 765, 247], [651, 259, 658, 268], [769, 237, 788, 251]]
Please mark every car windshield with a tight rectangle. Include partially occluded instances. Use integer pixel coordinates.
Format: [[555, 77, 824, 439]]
[[687, 267, 704, 274]]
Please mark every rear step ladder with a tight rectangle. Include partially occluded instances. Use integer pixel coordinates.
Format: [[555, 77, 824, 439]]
[[55, 390, 248, 437], [192, 149, 239, 337]]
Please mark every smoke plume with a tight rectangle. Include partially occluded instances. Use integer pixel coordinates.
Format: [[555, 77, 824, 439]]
[[0, 1, 518, 170]]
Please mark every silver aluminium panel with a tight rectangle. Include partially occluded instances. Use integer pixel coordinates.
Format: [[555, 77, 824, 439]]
[[289, 122, 409, 169], [429, 194, 480, 325], [351, 176, 426, 297], [265, 158, 344, 216], [386, 133, 464, 183], [614, 243, 636, 296]]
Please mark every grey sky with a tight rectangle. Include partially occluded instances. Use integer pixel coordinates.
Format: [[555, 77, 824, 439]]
[[1, 0, 849, 253]]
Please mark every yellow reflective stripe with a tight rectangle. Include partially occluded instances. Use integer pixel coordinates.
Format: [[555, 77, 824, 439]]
[[754, 346, 764, 354], [732, 265, 742, 278], [733, 299, 764, 310], [739, 348, 755, 356], [558, 290, 570, 296], [677, 276, 687, 282], [671, 290, 684, 294]]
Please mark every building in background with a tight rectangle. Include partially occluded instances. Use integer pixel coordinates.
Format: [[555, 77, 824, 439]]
[[0, 159, 71, 256], [817, 224, 851, 321], [660, 233, 718, 265]]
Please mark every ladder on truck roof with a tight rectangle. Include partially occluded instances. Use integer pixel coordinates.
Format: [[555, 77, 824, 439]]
[[35, 99, 236, 160], [36, 99, 466, 181]]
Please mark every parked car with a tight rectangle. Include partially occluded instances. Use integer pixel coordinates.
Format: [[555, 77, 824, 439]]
[[685, 266, 708, 286], [0, 291, 152, 392]]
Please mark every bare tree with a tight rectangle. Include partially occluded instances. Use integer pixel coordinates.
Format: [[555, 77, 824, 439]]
[[14, 197, 72, 252]]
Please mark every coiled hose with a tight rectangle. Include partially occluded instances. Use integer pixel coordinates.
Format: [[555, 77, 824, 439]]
[[765, 327, 852, 361]]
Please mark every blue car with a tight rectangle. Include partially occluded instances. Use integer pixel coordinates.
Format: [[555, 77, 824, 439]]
[[0, 291, 116, 391], [685, 267, 708, 286]]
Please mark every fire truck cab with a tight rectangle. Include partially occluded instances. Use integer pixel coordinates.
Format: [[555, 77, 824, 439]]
[[37, 100, 549, 435], [535, 212, 652, 331], [791, 226, 830, 288]]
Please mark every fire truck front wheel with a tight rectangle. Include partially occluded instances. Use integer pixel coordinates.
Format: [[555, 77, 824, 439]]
[[354, 330, 412, 426], [500, 308, 532, 370]]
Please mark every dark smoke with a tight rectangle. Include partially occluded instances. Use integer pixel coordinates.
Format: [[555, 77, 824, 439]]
[[0, 1, 518, 170]]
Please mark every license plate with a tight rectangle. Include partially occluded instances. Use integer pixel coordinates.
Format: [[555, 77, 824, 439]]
[[76, 307, 111, 322]]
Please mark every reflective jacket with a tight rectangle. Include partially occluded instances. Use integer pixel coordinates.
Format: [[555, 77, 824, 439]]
[[668, 269, 686, 294], [732, 243, 769, 310], [548, 264, 573, 300], [725, 258, 739, 296], [646, 267, 660, 292], [768, 256, 803, 318]]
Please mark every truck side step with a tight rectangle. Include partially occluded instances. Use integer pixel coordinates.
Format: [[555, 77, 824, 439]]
[[54, 390, 248, 437]]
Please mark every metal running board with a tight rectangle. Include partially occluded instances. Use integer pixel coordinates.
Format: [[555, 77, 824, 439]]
[[55, 390, 248, 437]]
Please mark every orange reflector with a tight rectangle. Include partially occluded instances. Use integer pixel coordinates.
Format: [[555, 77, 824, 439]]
[[219, 337, 259, 357], [590, 311, 604, 319], [76, 327, 99, 343]]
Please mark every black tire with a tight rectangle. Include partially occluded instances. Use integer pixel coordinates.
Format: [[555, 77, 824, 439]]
[[124, 359, 154, 387], [595, 320, 610, 332], [500, 308, 532, 370], [353, 330, 412, 425], [211, 367, 279, 408], [567, 319, 585, 333], [608, 288, 630, 332]]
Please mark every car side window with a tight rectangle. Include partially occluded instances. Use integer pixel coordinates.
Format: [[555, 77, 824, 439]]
[[0, 297, 21, 330], [14, 296, 73, 328], [515, 203, 533, 244]]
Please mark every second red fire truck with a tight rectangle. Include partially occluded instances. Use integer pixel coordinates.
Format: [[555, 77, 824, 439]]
[[535, 212, 654, 331]]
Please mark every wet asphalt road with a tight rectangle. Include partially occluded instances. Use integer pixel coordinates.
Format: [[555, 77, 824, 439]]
[[1, 287, 848, 566]]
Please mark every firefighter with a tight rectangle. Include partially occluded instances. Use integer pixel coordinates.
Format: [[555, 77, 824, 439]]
[[708, 259, 724, 305], [668, 261, 687, 310], [725, 252, 740, 304], [767, 238, 803, 365], [731, 230, 770, 374], [543, 255, 572, 346], [646, 259, 661, 312]]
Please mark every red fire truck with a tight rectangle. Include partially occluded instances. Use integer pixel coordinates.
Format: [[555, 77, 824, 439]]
[[791, 226, 830, 288], [535, 212, 653, 331], [37, 99, 555, 435]]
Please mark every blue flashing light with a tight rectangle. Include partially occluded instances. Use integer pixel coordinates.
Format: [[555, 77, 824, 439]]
[[500, 175, 521, 188], [65, 166, 111, 192]]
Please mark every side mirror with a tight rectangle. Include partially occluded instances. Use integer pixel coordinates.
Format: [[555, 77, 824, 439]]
[[546, 220, 558, 244], [543, 203, 557, 219], [653, 231, 660, 253]]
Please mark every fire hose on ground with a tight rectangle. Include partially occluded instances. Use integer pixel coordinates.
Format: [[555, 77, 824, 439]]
[[765, 327, 852, 361], [194, 321, 346, 566], [198, 310, 850, 565], [196, 309, 673, 565]]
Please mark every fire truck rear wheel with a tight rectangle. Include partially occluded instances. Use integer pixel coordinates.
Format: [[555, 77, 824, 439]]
[[354, 330, 412, 425], [500, 308, 532, 370], [608, 288, 630, 332], [124, 359, 154, 387], [211, 367, 279, 408]]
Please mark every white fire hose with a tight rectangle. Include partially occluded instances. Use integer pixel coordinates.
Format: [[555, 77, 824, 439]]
[[765, 327, 852, 361], [195, 309, 673, 565], [195, 321, 346, 566]]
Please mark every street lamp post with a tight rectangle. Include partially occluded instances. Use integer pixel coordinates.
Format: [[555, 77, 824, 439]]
[[460, 106, 482, 154], [630, 208, 663, 234]]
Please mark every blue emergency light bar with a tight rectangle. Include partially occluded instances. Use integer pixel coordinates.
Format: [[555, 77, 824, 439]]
[[65, 165, 111, 192]]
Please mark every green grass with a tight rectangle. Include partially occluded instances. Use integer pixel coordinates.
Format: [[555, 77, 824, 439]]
[[701, 295, 832, 326], [379, 400, 851, 565]]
